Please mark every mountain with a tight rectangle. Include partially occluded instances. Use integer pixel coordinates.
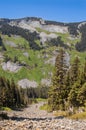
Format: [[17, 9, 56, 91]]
[[0, 17, 86, 88]]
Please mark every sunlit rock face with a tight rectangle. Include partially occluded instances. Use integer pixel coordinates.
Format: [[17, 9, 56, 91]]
[[18, 79, 38, 88]]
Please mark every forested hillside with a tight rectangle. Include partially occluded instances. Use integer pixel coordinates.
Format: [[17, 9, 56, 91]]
[[48, 49, 86, 112], [0, 17, 86, 110]]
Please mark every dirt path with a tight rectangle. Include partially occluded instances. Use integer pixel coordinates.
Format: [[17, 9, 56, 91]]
[[7, 101, 54, 120], [0, 102, 86, 130]]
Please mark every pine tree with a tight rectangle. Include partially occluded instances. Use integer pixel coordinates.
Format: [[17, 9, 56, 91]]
[[70, 56, 80, 85], [80, 60, 86, 85], [48, 49, 68, 110], [68, 82, 81, 108], [68, 56, 81, 108]]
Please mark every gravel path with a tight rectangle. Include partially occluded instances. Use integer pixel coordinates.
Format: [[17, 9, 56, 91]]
[[0, 102, 86, 130]]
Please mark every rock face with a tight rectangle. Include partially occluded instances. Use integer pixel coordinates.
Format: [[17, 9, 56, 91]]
[[41, 24, 68, 33], [9, 18, 68, 34], [18, 79, 38, 88], [23, 52, 29, 57], [41, 78, 51, 86], [45, 56, 56, 66], [45, 51, 70, 67], [1, 61, 22, 72], [39, 32, 57, 44], [5, 41, 17, 47]]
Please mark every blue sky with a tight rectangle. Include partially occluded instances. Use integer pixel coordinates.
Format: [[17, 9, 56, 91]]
[[0, 0, 86, 22]]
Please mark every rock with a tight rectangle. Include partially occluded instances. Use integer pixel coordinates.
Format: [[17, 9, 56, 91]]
[[23, 52, 29, 57], [5, 41, 17, 47], [39, 32, 57, 44], [41, 79, 51, 86], [9, 18, 68, 34], [18, 79, 38, 88], [45, 56, 56, 65], [1, 61, 22, 72], [41, 24, 68, 33], [27, 122, 33, 129], [0, 102, 86, 130]]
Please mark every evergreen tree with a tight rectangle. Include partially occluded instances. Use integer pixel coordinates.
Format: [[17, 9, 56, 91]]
[[68, 57, 81, 108], [0, 77, 28, 108], [48, 49, 67, 110], [70, 56, 80, 86], [77, 83, 86, 106], [80, 60, 86, 85], [0, 36, 6, 51], [68, 82, 81, 108]]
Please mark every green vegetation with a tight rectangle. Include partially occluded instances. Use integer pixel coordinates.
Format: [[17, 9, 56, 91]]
[[0, 107, 12, 111], [0, 19, 86, 112], [40, 103, 51, 112], [69, 50, 86, 64], [53, 111, 68, 117], [69, 112, 86, 119], [36, 27, 51, 34], [48, 49, 86, 113], [36, 98, 47, 102], [0, 77, 28, 108]]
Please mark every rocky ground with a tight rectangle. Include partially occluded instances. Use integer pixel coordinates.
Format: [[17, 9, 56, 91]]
[[0, 102, 86, 130]]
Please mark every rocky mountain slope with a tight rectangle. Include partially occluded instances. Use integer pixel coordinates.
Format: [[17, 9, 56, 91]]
[[0, 17, 86, 88]]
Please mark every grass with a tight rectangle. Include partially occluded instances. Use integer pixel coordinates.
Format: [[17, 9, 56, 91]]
[[40, 104, 48, 110], [0, 33, 85, 85], [3, 35, 29, 48], [69, 112, 86, 120], [0, 43, 54, 83], [0, 107, 12, 111], [47, 109, 86, 119], [69, 49, 86, 64], [40, 103, 52, 112], [36, 98, 47, 102], [35, 40, 41, 47], [36, 27, 51, 34], [53, 111, 68, 117]]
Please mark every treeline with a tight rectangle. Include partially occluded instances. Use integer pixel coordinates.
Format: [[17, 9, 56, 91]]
[[76, 24, 86, 51], [27, 86, 49, 99], [48, 36, 69, 49], [0, 76, 49, 109], [0, 77, 28, 108], [67, 23, 79, 36], [0, 24, 42, 50], [48, 49, 86, 112], [0, 36, 6, 51]]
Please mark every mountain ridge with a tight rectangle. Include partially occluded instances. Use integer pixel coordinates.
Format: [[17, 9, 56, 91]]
[[0, 16, 83, 24]]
